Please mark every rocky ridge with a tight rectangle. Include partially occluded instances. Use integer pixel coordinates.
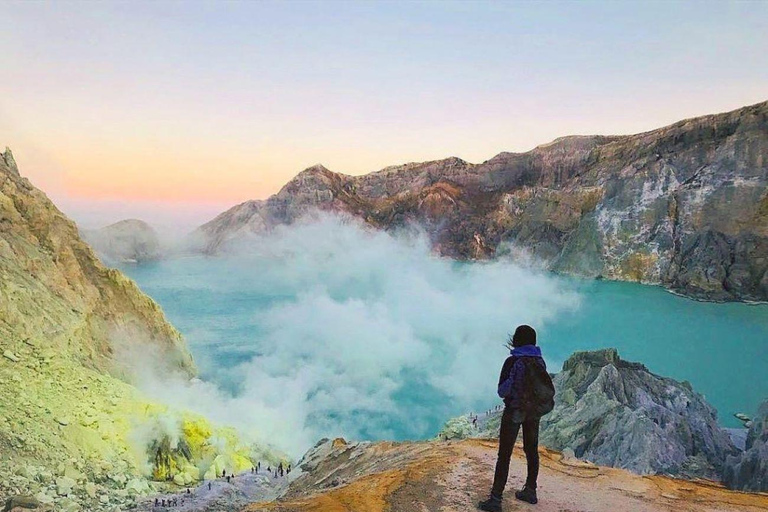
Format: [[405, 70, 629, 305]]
[[195, 101, 768, 301], [440, 349, 738, 481], [81, 219, 162, 264]]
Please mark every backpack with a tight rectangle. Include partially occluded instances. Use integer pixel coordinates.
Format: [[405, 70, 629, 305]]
[[519, 358, 555, 418]]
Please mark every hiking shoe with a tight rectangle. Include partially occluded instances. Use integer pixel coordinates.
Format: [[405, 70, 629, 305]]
[[478, 494, 502, 512], [515, 486, 538, 504]]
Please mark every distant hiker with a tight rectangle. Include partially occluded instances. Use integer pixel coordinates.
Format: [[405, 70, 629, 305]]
[[155, 498, 159, 506], [186, 488, 190, 494], [479, 325, 554, 511], [162, 499, 166, 507], [221, 469, 226, 478], [208, 482, 211, 491], [226, 475, 231, 483]]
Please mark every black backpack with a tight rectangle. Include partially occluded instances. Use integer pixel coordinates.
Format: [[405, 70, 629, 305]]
[[519, 358, 555, 418]]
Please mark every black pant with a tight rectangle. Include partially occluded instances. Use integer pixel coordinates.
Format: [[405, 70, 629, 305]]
[[491, 407, 540, 497]]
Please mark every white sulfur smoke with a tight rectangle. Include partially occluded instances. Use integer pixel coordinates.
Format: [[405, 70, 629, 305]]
[[122, 213, 581, 457]]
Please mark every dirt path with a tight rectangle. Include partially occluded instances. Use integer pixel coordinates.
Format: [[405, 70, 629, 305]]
[[242, 439, 768, 512]]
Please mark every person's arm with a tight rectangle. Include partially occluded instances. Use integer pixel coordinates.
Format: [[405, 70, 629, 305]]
[[497, 356, 517, 398], [509, 358, 526, 402]]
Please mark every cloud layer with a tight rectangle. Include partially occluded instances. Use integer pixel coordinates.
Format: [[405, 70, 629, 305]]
[[123, 214, 580, 457]]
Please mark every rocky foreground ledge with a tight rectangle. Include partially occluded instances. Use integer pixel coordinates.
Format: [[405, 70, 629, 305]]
[[238, 437, 768, 512]]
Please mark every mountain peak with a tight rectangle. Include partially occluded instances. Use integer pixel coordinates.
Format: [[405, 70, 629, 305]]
[[1, 146, 19, 175], [301, 163, 331, 174]]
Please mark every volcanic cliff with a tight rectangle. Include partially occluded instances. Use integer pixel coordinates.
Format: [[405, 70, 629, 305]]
[[195, 101, 768, 301], [0, 149, 284, 512]]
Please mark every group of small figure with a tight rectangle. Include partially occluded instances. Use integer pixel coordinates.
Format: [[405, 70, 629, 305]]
[[263, 461, 292, 479], [152, 461, 293, 509], [153, 490, 190, 508]]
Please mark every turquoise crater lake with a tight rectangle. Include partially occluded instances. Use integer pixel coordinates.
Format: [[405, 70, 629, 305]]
[[121, 251, 767, 441]]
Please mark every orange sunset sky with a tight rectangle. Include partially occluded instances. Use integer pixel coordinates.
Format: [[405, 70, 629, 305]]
[[1, 2, 766, 229]]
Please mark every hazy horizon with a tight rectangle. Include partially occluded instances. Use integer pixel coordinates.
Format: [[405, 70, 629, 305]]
[[2, 1, 767, 228]]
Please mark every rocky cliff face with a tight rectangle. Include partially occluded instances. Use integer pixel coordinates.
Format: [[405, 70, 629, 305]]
[[0, 148, 193, 375], [81, 219, 162, 264], [440, 349, 737, 481], [0, 150, 194, 373], [724, 399, 768, 491], [196, 101, 768, 301], [0, 149, 284, 512]]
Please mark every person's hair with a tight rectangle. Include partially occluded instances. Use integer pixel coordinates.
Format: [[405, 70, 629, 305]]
[[506, 324, 537, 349]]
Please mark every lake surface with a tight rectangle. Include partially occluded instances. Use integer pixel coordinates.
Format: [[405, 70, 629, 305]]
[[119, 224, 767, 448]]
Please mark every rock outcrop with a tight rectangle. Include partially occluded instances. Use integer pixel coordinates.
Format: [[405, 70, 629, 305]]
[[196, 101, 768, 301], [238, 438, 768, 512], [539, 349, 737, 479], [724, 399, 768, 491], [440, 349, 738, 480], [81, 219, 162, 263]]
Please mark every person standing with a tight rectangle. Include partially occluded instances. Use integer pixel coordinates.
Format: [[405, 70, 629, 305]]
[[478, 325, 554, 511]]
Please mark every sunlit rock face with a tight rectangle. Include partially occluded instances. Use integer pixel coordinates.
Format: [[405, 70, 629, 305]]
[[82, 219, 162, 264], [0, 148, 193, 375], [724, 399, 768, 491], [197, 101, 768, 301]]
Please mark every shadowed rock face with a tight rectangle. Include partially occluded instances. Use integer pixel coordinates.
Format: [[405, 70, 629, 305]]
[[539, 349, 737, 480], [196, 101, 768, 301], [82, 219, 162, 263], [724, 399, 768, 491], [440, 349, 737, 481]]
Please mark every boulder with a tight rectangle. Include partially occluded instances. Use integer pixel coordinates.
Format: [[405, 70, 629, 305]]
[[724, 399, 768, 491], [84, 482, 97, 498], [125, 478, 149, 495], [56, 497, 80, 512], [3, 350, 19, 363], [3, 496, 39, 511], [55, 476, 76, 496]]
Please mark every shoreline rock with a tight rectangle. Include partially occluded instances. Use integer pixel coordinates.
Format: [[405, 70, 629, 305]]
[[724, 399, 768, 491]]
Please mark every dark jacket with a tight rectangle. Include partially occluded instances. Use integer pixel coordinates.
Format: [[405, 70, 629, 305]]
[[497, 345, 546, 409]]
